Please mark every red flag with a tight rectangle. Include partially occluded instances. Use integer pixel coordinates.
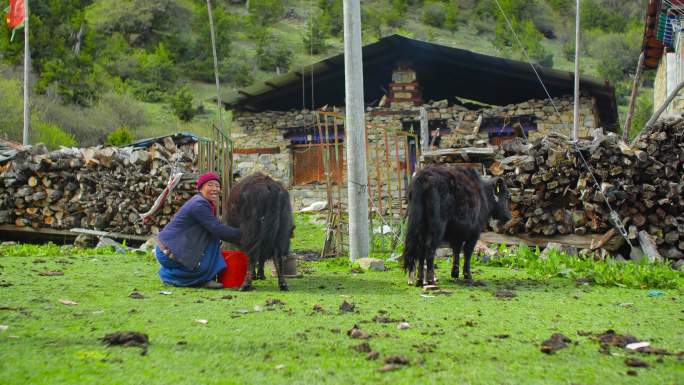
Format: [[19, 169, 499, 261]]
[[6, 0, 25, 29]]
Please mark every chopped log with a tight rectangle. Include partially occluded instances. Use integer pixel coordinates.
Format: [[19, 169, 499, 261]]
[[637, 230, 663, 262]]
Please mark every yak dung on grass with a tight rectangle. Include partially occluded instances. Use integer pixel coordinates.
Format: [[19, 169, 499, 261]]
[[402, 165, 511, 286], [225, 173, 294, 291]]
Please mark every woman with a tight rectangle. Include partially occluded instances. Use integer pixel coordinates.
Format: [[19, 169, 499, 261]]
[[155, 172, 241, 289]]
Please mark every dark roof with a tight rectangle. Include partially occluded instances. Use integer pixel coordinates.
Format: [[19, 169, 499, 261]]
[[225, 35, 618, 129]]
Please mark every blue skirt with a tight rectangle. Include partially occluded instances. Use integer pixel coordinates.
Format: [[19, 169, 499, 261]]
[[155, 241, 226, 287]]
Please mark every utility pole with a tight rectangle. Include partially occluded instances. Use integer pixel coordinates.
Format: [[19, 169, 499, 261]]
[[572, 0, 580, 142], [23, 0, 29, 146], [343, 0, 369, 261]]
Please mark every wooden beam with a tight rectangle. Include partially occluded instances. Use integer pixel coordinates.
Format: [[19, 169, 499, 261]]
[[0, 224, 149, 243], [478, 231, 624, 252]]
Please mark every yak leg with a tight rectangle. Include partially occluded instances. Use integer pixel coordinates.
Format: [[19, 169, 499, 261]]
[[255, 258, 266, 280], [425, 254, 436, 285], [239, 258, 256, 291], [273, 255, 289, 291], [462, 238, 478, 281], [415, 256, 425, 287], [450, 241, 463, 279]]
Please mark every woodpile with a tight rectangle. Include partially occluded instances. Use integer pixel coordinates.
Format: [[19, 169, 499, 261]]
[[492, 119, 683, 260], [0, 137, 199, 235]]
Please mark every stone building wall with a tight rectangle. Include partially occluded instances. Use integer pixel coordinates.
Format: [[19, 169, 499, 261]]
[[231, 95, 602, 210]]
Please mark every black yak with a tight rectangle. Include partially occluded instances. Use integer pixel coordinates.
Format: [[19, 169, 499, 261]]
[[225, 172, 294, 291], [402, 165, 511, 286]]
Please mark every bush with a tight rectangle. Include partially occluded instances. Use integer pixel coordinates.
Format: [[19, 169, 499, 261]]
[[248, 0, 285, 25], [256, 36, 293, 73], [105, 127, 135, 146], [33, 121, 78, 150], [303, 17, 328, 55], [220, 56, 254, 88], [170, 86, 196, 122], [0, 76, 23, 141], [588, 31, 641, 85], [444, 2, 459, 32], [422, 2, 445, 28], [628, 92, 654, 139]]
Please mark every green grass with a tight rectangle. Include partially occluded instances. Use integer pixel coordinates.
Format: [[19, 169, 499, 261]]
[[1, 242, 683, 385]]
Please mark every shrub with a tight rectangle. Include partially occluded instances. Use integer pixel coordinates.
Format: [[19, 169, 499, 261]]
[[444, 2, 459, 32], [256, 36, 293, 73], [303, 17, 328, 55], [0, 76, 23, 141], [33, 121, 78, 150], [422, 2, 445, 28], [105, 127, 135, 146], [170, 86, 196, 122], [248, 0, 285, 25], [220, 56, 254, 88]]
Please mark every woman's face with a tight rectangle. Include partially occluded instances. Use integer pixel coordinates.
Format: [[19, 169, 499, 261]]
[[199, 180, 221, 202]]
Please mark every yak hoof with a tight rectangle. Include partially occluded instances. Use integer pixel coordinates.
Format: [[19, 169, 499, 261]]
[[414, 280, 424, 288], [463, 274, 472, 281], [239, 284, 254, 292], [279, 284, 289, 291], [451, 270, 459, 279]]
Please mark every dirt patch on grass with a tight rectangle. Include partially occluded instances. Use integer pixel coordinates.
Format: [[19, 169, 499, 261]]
[[102, 331, 149, 355], [493, 289, 516, 299], [540, 333, 571, 354]]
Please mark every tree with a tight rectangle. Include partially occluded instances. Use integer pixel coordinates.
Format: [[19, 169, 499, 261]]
[[423, 2, 446, 28], [256, 35, 293, 73], [248, 0, 285, 26], [303, 17, 328, 55], [170, 86, 195, 122]]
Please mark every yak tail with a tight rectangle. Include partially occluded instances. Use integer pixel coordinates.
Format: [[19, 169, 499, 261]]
[[401, 174, 438, 273]]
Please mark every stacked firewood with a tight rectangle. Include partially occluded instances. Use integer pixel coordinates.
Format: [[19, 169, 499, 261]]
[[0, 137, 199, 235], [494, 119, 683, 258]]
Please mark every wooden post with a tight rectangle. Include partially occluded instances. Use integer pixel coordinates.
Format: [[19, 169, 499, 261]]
[[623, 52, 645, 141], [393, 133, 404, 219], [343, 0, 369, 260]]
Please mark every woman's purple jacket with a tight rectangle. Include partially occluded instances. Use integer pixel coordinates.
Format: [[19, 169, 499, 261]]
[[157, 194, 241, 271]]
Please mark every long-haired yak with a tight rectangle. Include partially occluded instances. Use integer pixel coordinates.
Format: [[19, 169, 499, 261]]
[[225, 172, 294, 291], [402, 165, 511, 286]]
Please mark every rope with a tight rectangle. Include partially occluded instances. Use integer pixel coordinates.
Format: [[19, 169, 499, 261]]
[[139, 172, 184, 224]]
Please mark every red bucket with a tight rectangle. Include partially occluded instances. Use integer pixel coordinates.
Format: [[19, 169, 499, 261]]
[[220, 250, 248, 288]]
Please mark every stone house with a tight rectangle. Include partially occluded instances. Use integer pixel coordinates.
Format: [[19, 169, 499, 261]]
[[223, 35, 618, 210]]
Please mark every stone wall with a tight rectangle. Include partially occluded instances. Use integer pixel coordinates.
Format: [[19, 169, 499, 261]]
[[231, 95, 602, 211]]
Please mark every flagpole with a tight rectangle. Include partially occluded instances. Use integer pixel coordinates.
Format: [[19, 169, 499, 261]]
[[22, 0, 29, 146]]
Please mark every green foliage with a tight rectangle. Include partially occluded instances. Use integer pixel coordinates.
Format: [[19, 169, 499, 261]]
[[220, 55, 254, 87], [627, 91, 654, 139], [170, 86, 196, 122], [291, 213, 326, 252], [86, 0, 193, 51], [362, 7, 384, 40], [319, 0, 343, 36], [484, 244, 682, 289], [186, 5, 238, 82], [0, 75, 23, 141], [444, 2, 459, 32], [248, 0, 285, 26], [105, 126, 135, 146], [32, 121, 78, 149], [580, 0, 629, 33], [587, 30, 641, 85], [303, 16, 328, 55], [423, 2, 446, 28], [256, 34, 293, 73]]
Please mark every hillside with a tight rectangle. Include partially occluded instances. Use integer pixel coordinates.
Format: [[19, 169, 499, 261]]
[[0, 0, 653, 147]]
